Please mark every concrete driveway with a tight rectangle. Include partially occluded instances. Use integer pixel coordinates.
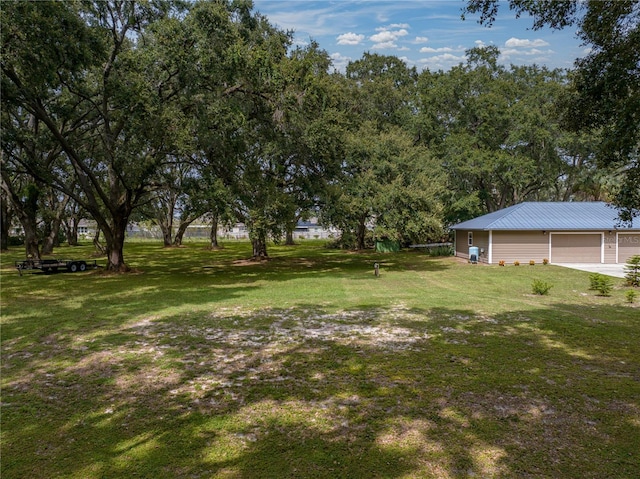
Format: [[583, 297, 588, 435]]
[[554, 263, 626, 278]]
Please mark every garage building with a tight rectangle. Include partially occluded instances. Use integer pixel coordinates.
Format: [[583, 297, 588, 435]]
[[451, 202, 640, 264]]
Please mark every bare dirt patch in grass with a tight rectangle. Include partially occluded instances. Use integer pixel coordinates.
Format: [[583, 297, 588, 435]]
[[3, 300, 639, 478]]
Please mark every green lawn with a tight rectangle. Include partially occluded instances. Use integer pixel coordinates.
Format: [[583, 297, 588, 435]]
[[2, 241, 639, 478]]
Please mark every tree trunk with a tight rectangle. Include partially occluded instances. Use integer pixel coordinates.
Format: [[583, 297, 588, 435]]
[[252, 235, 268, 259], [210, 216, 219, 248], [64, 217, 79, 246], [173, 218, 195, 247], [42, 212, 65, 254], [356, 216, 367, 250], [93, 228, 104, 254], [284, 215, 299, 245], [102, 216, 129, 271], [0, 176, 41, 258], [23, 220, 40, 259], [41, 219, 61, 255], [0, 195, 10, 251], [70, 220, 79, 246], [160, 222, 173, 247], [18, 200, 41, 259], [285, 228, 295, 245], [107, 237, 127, 271]]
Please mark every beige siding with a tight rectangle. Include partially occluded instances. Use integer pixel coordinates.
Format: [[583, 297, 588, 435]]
[[603, 232, 617, 264], [618, 233, 640, 263], [455, 230, 490, 263], [454, 230, 469, 259], [456, 229, 637, 264], [551, 233, 602, 263], [492, 231, 549, 264]]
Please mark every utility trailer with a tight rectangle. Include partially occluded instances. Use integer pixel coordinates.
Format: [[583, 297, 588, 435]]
[[15, 258, 98, 276]]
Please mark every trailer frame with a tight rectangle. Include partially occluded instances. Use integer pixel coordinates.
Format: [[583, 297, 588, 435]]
[[15, 258, 98, 276]]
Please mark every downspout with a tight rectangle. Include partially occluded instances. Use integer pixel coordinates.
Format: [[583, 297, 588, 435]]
[[488, 230, 493, 264]]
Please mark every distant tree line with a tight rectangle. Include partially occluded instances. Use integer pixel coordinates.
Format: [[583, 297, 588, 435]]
[[2, 0, 637, 269]]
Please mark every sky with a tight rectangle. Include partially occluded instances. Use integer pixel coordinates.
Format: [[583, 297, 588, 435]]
[[252, 0, 588, 72]]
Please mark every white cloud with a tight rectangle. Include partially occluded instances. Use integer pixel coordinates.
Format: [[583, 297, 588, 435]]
[[501, 48, 521, 56], [373, 41, 398, 50], [502, 48, 555, 57], [370, 31, 397, 43], [370, 29, 408, 43], [420, 46, 454, 53], [337, 32, 365, 45], [370, 28, 409, 49], [398, 57, 415, 68], [418, 53, 466, 71], [330, 52, 351, 72], [505, 37, 550, 48], [252, 0, 581, 72]]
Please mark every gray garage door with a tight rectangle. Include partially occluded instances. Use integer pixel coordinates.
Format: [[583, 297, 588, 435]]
[[618, 234, 640, 263], [551, 234, 601, 263]]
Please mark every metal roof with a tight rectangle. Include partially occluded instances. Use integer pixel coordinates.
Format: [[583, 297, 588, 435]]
[[451, 202, 637, 231]]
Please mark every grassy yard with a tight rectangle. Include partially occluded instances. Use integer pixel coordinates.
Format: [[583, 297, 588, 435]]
[[1, 241, 639, 478]]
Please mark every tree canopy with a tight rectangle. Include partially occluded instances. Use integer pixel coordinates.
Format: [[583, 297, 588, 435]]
[[464, 0, 640, 221], [0, 0, 627, 262]]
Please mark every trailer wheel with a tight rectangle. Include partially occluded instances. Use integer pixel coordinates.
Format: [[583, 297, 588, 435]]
[[69, 262, 78, 273], [79, 262, 87, 272]]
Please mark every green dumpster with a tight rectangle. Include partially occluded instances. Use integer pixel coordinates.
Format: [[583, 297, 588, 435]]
[[375, 239, 400, 253]]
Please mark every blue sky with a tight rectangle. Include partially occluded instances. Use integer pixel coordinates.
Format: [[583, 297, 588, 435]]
[[252, 0, 588, 72]]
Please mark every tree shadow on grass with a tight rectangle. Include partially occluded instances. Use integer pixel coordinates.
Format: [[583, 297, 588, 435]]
[[4, 301, 640, 478], [195, 252, 452, 284], [0, 249, 453, 347]]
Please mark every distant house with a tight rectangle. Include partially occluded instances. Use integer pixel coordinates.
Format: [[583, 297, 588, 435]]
[[293, 220, 338, 240], [77, 219, 97, 238], [213, 219, 336, 241], [451, 202, 640, 264]]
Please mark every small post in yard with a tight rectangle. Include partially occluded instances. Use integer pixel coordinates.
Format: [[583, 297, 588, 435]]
[[374, 262, 380, 277]]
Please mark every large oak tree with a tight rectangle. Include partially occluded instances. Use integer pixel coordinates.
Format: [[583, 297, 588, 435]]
[[2, 0, 186, 270], [464, 0, 640, 221]]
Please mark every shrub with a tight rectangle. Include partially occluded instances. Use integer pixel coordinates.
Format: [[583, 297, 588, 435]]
[[10, 236, 25, 246], [589, 273, 613, 296], [624, 255, 640, 287], [529, 260, 535, 266], [532, 279, 552, 295], [514, 260, 520, 266], [543, 258, 549, 265], [499, 260, 505, 266], [625, 290, 638, 304], [427, 245, 454, 257]]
